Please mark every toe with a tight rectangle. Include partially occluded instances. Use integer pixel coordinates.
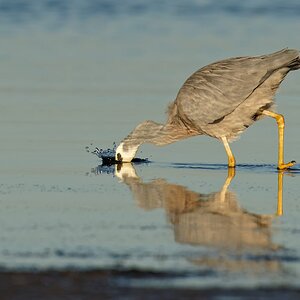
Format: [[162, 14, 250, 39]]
[[277, 161, 296, 170]]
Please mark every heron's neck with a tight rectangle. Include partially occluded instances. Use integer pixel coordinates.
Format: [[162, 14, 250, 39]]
[[122, 120, 198, 149], [150, 123, 198, 146]]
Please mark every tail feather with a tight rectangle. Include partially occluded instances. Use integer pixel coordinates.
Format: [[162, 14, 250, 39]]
[[264, 48, 300, 71], [288, 55, 300, 70]]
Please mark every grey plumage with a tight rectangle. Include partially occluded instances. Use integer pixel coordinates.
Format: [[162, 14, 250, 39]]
[[172, 48, 299, 141], [116, 49, 300, 164]]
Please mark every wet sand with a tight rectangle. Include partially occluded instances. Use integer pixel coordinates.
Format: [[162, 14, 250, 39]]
[[1, 270, 300, 300]]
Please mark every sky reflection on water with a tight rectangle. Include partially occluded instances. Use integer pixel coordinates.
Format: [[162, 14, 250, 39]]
[[0, 0, 300, 290]]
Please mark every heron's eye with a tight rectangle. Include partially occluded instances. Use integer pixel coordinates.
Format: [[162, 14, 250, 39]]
[[117, 153, 122, 162]]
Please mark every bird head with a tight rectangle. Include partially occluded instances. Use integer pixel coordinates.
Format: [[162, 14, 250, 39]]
[[115, 142, 139, 163]]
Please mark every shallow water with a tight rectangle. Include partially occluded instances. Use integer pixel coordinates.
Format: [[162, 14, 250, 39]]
[[0, 0, 300, 291]]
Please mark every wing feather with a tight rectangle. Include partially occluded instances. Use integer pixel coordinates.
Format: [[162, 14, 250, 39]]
[[174, 49, 299, 129]]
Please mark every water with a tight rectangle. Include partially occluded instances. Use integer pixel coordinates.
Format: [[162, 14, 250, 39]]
[[0, 0, 300, 291], [89, 142, 149, 164]]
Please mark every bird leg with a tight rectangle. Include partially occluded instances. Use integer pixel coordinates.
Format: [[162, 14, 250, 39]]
[[277, 171, 283, 216], [262, 110, 296, 170], [221, 136, 236, 168]]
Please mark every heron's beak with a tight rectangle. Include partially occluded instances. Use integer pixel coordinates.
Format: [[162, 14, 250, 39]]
[[115, 142, 138, 163]]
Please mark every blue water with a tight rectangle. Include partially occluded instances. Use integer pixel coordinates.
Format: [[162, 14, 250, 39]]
[[1, 0, 300, 21], [0, 0, 300, 291]]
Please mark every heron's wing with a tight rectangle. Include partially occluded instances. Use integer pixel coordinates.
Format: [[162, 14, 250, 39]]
[[175, 49, 299, 127], [175, 57, 268, 126]]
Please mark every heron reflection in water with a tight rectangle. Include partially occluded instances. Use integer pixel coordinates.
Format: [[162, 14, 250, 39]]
[[115, 49, 299, 169], [112, 164, 286, 271]]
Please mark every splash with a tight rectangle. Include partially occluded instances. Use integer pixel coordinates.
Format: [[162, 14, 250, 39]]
[[91, 142, 118, 165], [86, 142, 149, 165]]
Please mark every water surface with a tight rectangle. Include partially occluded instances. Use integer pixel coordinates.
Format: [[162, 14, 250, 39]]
[[0, 0, 300, 291]]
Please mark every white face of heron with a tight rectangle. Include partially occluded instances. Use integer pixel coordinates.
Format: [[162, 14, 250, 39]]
[[115, 142, 138, 162]]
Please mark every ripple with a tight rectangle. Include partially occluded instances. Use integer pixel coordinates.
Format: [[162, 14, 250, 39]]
[[168, 163, 300, 174], [0, 0, 299, 23]]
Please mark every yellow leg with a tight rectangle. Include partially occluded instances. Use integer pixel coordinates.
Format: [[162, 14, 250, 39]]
[[277, 171, 283, 216], [219, 167, 236, 202], [222, 168, 235, 192], [262, 110, 296, 170], [221, 136, 236, 168]]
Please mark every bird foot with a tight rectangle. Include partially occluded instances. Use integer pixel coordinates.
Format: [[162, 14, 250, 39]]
[[277, 160, 296, 170]]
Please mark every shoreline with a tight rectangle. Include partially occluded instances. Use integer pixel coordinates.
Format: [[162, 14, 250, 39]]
[[1, 270, 299, 300]]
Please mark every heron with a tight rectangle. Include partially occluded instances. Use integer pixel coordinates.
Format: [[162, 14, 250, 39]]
[[115, 49, 300, 169]]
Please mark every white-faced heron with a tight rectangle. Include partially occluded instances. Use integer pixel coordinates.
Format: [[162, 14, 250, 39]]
[[115, 49, 300, 169]]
